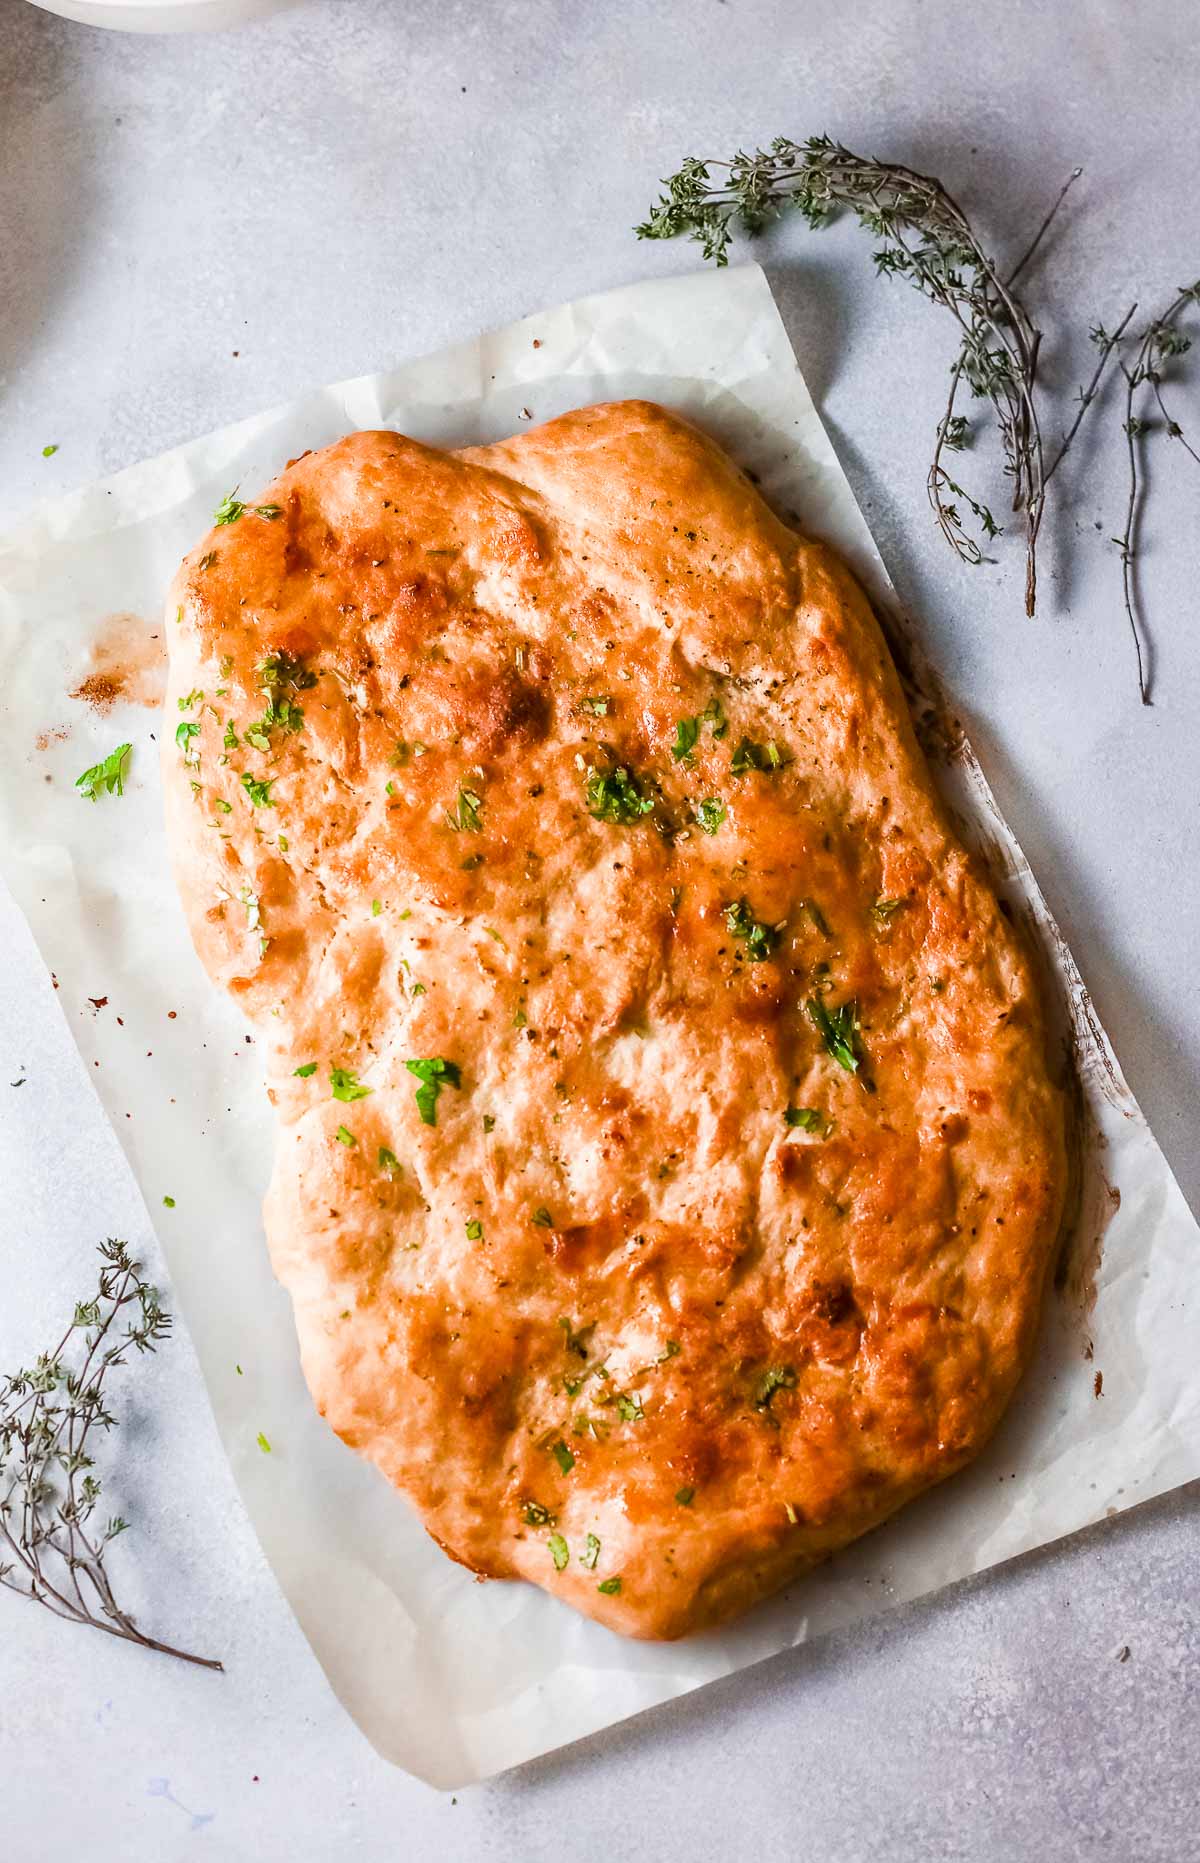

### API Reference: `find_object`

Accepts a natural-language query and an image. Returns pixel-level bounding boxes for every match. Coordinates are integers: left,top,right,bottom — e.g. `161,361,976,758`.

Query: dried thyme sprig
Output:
638,139,1200,704
0,1239,221,1671
1109,284,1200,705
638,136,1060,616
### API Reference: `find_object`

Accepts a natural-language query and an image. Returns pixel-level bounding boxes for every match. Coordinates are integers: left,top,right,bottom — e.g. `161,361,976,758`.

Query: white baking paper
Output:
1,264,1197,1789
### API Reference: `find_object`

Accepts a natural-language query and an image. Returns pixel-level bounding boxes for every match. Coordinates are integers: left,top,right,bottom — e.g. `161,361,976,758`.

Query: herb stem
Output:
1044,302,1138,484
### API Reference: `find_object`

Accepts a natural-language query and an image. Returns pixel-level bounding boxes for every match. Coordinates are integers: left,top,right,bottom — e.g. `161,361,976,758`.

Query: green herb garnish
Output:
405,1056,462,1126
754,1365,797,1412
465,1219,483,1241
255,503,282,520
805,899,831,937
870,896,906,927
730,735,788,775
175,720,201,761
548,1532,570,1570
785,1106,829,1134
330,1067,372,1103
671,715,701,763
214,489,246,526
256,1431,271,1453
41,443,58,458
162,1195,175,1209
672,695,728,763
615,1392,644,1423
447,786,483,833
334,1125,356,1147
694,796,726,835
240,772,274,808
378,1147,401,1173
550,1440,575,1475
75,742,132,802
723,897,780,961
531,1206,554,1228
579,695,611,717
580,1533,601,1570
584,764,655,825
293,1063,317,1078
806,997,861,1073
675,1486,695,1507
597,1576,622,1595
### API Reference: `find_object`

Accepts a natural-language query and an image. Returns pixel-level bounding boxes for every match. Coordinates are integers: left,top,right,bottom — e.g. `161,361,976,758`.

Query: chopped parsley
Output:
198,551,217,572
405,1056,462,1126
804,899,831,937
584,763,655,825
371,899,382,916
447,786,483,833
672,696,728,764
694,796,726,835
330,1067,372,1103
175,720,201,761
730,736,788,775
548,1532,570,1571
162,1195,175,1209
334,1124,356,1147
41,443,58,457
255,503,282,520
378,1146,400,1172
240,772,274,808
580,1533,601,1570
579,694,611,717
256,652,317,693
213,489,246,526
597,1576,622,1596
214,798,233,814
550,1440,575,1475
482,1114,496,1134
675,1486,695,1507
465,1218,483,1241
754,1364,797,1412
531,1206,554,1228
615,1392,644,1423
521,1499,555,1527
806,997,861,1073
293,1062,318,1078
177,688,203,711
723,897,780,961
671,715,701,763
256,1431,271,1453
223,720,239,750
785,1106,829,1134
871,896,906,927
75,742,131,802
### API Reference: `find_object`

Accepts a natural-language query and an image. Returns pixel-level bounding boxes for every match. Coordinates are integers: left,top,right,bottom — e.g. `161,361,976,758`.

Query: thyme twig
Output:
637,136,1051,613
0,1239,221,1671
637,137,1200,703
1112,284,1200,705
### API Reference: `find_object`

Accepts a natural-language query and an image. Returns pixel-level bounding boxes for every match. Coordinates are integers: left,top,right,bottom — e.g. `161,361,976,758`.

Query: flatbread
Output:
163,402,1067,1639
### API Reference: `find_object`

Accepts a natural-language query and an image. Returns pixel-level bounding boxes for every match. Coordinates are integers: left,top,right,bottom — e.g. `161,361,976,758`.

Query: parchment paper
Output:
0,265,1196,1789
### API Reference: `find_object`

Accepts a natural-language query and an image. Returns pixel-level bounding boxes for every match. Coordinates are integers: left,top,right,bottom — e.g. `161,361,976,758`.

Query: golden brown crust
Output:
162,402,1066,1639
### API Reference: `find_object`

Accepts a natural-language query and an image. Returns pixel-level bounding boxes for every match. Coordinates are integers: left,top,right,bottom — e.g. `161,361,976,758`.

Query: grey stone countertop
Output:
1,1,1197,1856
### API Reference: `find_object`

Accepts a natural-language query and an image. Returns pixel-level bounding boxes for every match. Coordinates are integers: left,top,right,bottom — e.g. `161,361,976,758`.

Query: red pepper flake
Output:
167,1010,177,1019
1094,1371,1103,1398
88,996,108,1011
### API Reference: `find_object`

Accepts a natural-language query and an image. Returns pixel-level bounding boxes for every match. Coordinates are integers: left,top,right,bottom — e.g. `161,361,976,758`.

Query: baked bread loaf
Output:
163,402,1067,1639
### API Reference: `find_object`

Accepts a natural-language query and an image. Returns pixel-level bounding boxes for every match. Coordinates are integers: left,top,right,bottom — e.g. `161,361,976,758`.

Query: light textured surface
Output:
0,0,1197,1856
